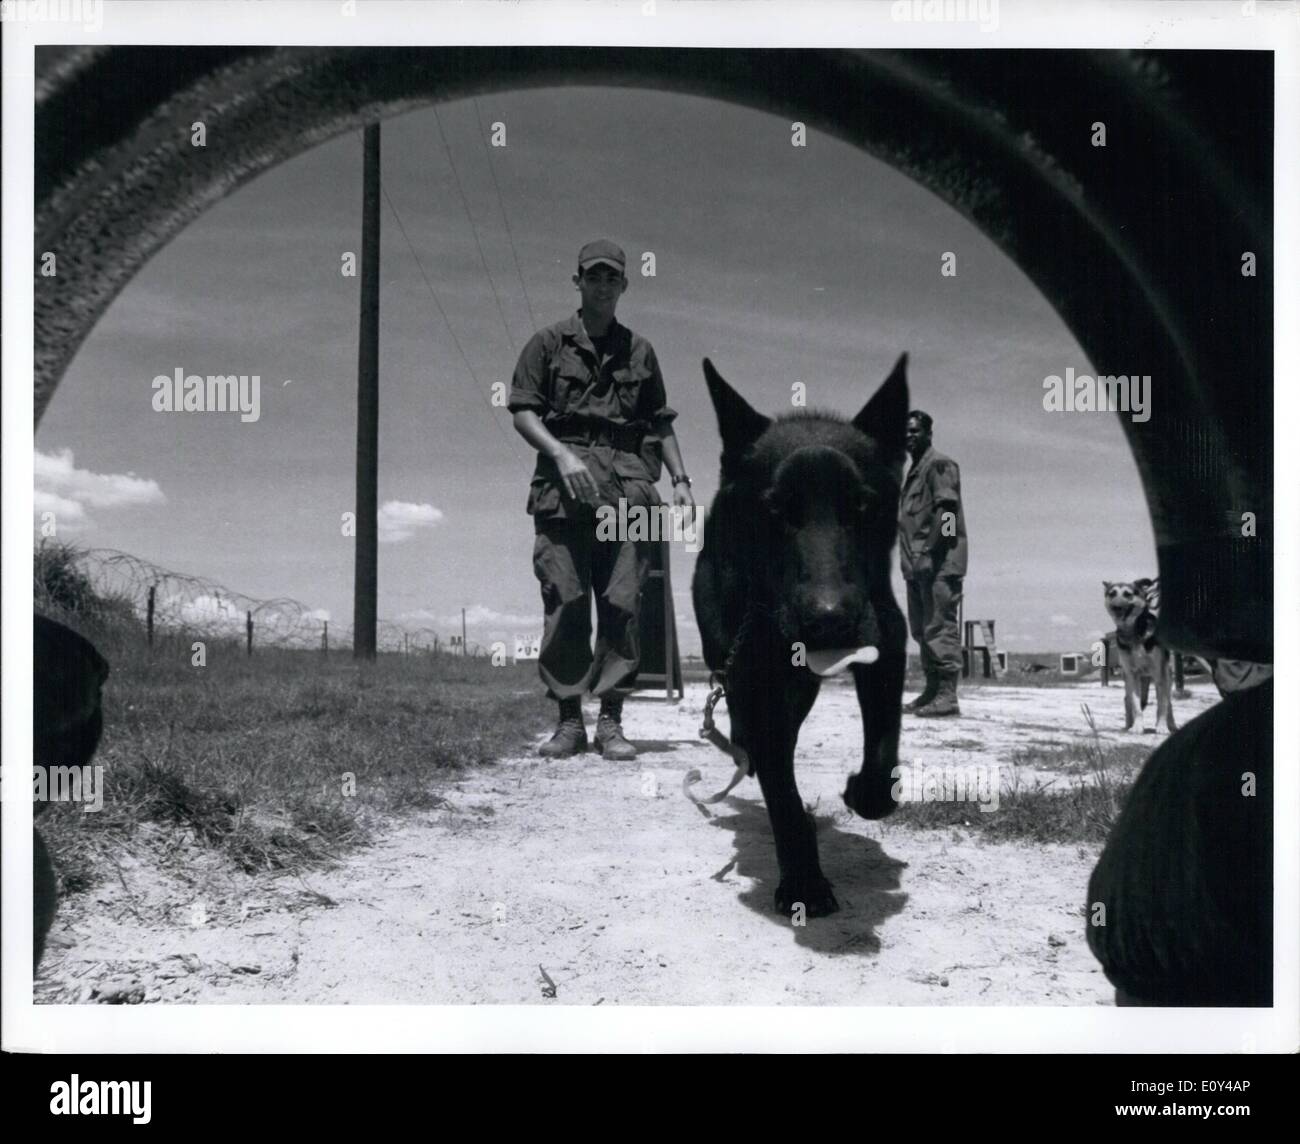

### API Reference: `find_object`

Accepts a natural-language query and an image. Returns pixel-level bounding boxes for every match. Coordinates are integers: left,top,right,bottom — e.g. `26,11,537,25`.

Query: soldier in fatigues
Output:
509,240,695,759
898,410,968,717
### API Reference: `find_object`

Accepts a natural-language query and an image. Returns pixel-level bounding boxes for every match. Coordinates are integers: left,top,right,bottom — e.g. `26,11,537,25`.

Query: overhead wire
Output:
378,177,525,462
430,105,520,356
471,96,542,333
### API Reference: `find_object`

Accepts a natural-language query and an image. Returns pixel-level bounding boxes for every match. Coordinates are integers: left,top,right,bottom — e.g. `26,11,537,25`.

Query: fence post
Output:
246,610,253,657
146,583,156,647
322,619,329,656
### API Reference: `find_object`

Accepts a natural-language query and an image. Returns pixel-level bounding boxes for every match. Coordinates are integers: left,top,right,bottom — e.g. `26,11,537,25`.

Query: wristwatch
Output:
672,474,692,488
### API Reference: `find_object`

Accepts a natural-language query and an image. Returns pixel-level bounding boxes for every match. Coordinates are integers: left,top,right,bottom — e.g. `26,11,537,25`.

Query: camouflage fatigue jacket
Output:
899,445,968,580
507,311,677,521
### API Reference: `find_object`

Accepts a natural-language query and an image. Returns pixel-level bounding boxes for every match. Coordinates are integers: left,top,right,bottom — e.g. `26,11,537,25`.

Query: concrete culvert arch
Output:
34,46,1271,661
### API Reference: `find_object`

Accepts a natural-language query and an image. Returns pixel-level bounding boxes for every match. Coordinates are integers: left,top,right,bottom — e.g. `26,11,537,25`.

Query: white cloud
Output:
168,593,244,632
378,500,444,543
397,608,443,625
34,489,88,524
1049,614,1077,627
34,447,164,531
460,604,536,629
398,604,537,632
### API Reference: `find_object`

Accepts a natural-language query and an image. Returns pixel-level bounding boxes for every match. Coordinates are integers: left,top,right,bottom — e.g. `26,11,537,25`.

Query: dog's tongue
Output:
806,646,879,676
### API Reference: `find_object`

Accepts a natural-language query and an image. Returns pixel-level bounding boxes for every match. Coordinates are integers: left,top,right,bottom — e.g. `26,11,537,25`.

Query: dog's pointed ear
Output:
1102,580,1113,590
852,353,909,462
703,358,770,461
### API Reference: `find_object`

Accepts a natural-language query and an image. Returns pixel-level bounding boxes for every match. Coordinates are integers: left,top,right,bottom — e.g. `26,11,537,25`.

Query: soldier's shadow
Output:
708,797,909,954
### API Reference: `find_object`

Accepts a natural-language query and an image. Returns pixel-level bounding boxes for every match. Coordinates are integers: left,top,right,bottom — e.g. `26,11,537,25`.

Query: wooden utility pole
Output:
353,123,381,660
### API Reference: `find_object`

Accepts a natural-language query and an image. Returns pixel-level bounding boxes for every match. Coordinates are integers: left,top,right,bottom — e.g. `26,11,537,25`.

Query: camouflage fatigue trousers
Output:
906,574,964,676
530,455,658,701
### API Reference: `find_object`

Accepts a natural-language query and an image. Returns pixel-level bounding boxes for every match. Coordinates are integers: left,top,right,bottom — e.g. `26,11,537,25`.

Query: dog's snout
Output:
809,592,845,621
799,592,861,649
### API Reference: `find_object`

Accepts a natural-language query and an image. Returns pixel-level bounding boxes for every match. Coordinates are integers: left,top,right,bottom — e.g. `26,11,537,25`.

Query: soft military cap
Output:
578,239,626,273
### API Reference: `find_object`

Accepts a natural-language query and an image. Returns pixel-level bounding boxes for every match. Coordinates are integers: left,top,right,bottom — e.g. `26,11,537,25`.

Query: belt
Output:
556,422,644,452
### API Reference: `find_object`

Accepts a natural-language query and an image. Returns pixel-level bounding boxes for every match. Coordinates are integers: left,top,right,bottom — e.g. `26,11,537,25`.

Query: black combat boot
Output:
539,696,588,757
594,695,636,761
904,668,940,713
915,671,961,718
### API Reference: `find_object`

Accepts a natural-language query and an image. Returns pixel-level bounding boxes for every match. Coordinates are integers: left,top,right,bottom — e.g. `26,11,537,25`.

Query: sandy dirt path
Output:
37,679,1219,1006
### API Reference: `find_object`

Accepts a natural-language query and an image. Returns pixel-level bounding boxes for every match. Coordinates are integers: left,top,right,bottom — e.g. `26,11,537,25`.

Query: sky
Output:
36,83,1159,656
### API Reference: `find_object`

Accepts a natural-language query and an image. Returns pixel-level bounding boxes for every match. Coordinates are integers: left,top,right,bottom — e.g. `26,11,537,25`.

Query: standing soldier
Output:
509,240,695,759
898,410,968,717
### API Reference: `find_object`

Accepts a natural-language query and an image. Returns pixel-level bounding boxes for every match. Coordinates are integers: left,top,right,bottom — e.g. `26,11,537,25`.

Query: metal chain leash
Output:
687,597,762,804
701,597,759,736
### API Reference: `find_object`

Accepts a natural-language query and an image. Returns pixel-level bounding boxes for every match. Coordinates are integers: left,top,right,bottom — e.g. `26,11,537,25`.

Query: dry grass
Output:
887,712,1150,844
38,611,553,894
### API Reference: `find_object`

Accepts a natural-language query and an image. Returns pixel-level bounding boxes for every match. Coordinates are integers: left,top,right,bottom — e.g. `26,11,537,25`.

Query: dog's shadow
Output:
631,739,686,755
707,797,909,954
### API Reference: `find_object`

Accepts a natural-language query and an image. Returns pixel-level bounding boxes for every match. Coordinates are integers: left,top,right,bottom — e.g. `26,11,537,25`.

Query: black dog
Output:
692,355,909,916
1086,678,1272,1006
33,614,110,969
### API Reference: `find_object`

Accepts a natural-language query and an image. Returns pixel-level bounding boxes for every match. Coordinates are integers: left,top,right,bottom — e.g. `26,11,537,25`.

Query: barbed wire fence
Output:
33,542,494,657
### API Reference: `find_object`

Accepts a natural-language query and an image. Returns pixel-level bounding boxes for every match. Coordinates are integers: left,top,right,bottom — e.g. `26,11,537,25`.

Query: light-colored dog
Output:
1103,578,1176,734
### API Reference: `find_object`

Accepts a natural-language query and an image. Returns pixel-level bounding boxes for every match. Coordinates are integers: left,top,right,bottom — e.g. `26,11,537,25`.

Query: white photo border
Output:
4,0,1296,1054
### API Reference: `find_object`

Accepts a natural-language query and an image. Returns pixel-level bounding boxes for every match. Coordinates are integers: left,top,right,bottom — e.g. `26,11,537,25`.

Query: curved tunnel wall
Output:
33,47,1272,660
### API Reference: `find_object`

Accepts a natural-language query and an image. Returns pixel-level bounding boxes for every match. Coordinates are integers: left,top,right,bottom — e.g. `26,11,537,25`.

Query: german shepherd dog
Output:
1103,578,1176,733
692,355,909,917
